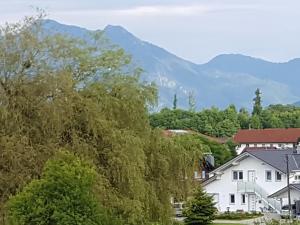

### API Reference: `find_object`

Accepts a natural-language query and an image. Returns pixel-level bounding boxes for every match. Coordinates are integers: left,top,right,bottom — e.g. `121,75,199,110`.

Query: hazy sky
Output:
1,0,300,63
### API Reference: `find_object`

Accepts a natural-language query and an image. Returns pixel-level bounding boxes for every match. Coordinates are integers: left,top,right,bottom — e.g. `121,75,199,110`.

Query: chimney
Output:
205,154,215,167
297,144,300,154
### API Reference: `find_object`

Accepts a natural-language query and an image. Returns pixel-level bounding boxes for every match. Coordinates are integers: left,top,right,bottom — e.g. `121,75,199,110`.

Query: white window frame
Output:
266,170,272,182
232,170,243,181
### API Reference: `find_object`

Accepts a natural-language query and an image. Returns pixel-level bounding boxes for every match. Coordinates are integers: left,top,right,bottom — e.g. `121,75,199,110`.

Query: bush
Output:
215,211,263,220
7,151,121,225
183,187,217,225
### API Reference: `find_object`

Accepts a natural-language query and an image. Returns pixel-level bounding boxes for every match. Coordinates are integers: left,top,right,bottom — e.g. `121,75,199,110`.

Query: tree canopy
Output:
8,151,121,225
150,103,300,138
0,15,207,225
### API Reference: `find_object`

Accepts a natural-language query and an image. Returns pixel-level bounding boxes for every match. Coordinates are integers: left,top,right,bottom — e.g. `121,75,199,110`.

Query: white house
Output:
203,149,300,214
233,128,300,155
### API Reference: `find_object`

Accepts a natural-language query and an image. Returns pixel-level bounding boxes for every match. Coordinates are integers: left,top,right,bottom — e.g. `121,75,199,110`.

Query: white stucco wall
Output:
204,155,287,212
236,143,295,155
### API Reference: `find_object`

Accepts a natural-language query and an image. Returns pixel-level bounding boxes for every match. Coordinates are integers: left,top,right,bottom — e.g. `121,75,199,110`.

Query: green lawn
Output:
214,223,244,225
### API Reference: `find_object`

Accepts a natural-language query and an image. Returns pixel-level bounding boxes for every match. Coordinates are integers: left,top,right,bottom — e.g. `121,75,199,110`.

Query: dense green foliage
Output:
150,106,240,138
150,104,300,138
0,15,204,225
195,136,235,167
8,151,120,225
183,187,217,225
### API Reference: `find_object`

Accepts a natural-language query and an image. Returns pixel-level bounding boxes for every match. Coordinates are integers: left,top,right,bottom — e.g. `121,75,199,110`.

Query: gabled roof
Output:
248,149,300,173
233,128,300,144
206,149,300,178
268,184,300,198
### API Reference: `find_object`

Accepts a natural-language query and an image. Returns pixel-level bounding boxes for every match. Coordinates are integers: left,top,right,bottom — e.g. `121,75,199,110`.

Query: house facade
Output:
233,128,300,155
203,149,300,213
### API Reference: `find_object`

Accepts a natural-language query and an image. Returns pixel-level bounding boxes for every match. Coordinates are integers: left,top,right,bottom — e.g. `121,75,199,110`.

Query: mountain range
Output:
43,20,300,110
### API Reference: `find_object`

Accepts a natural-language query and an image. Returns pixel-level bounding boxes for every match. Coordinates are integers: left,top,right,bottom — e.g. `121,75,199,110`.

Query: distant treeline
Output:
150,103,300,138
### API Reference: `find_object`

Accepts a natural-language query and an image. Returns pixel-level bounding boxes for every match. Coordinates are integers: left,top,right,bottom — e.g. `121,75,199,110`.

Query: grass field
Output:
213,223,244,225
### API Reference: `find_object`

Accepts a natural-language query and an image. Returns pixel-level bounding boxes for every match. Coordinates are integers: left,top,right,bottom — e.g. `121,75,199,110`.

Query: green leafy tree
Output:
183,187,217,225
171,134,203,200
8,151,120,225
238,108,250,129
252,88,263,116
250,114,262,129
0,14,185,225
173,94,178,110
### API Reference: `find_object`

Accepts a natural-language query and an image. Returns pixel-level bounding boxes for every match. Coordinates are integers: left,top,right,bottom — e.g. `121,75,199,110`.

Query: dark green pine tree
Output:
252,88,262,116
183,187,217,225
173,93,177,110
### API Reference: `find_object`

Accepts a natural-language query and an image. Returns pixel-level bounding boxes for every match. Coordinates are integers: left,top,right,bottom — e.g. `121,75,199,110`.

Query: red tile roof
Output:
233,128,300,143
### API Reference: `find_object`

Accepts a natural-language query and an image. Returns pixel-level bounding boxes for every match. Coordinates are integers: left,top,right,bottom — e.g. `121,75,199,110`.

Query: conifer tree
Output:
173,93,177,110
183,187,217,225
252,88,262,116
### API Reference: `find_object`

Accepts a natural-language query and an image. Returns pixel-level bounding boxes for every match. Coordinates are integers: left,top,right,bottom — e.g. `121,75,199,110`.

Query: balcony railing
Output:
237,181,281,213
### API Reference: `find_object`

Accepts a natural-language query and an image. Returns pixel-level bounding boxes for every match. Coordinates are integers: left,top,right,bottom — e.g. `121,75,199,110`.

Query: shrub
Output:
215,211,263,220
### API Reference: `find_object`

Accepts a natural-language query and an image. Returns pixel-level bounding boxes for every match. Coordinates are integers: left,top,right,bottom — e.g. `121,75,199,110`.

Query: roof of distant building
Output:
233,128,300,144
268,183,300,198
162,129,228,144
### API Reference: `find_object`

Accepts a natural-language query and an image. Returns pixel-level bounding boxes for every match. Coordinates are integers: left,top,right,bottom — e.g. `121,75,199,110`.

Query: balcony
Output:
237,181,256,193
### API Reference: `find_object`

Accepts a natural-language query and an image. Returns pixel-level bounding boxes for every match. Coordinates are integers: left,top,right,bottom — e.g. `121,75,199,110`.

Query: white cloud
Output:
1,0,300,63
50,3,259,18
113,5,209,16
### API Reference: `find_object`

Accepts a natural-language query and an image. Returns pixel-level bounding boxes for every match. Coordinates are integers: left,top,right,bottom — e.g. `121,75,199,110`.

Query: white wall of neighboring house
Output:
236,143,295,155
204,155,287,212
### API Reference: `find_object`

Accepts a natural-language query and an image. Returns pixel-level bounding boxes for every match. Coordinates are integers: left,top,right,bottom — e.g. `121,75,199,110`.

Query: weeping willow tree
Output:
0,14,204,225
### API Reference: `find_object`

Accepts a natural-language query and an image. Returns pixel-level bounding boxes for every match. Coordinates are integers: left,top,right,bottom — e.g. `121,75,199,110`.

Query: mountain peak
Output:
38,20,300,109
103,24,138,43
208,54,269,64
104,24,128,32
